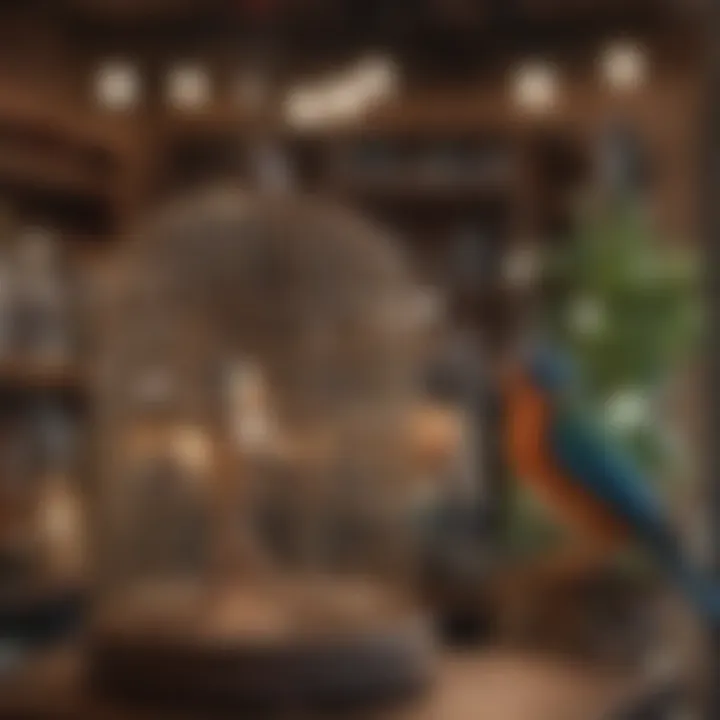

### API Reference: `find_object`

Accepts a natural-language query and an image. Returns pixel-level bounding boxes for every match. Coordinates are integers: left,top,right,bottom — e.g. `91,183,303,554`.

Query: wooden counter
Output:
0,645,678,720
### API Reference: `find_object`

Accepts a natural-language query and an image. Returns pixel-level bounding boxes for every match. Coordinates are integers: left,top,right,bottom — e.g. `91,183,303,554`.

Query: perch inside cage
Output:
89,190,437,708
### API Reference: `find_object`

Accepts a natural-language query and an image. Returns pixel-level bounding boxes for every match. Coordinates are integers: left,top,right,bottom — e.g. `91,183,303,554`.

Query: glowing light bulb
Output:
511,61,559,113
599,41,648,92
94,60,141,111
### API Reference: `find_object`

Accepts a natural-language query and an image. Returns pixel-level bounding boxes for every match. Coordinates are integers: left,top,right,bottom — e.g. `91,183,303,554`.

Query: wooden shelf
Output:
331,175,516,208
0,88,129,230
0,89,129,159
0,361,85,394
160,110,272,139
0,151,115,205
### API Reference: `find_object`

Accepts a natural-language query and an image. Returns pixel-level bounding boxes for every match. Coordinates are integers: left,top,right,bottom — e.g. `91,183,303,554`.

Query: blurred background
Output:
0,1,712,718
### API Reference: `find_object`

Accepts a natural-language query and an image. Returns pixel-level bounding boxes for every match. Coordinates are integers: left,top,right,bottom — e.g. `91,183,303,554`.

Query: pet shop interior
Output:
0,1,716,718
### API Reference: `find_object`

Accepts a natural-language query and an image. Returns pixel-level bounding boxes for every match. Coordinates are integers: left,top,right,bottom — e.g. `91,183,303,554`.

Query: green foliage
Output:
545,202,701,402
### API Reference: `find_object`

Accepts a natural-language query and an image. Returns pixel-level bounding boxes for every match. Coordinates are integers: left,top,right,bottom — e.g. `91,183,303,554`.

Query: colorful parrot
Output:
505,346,720,619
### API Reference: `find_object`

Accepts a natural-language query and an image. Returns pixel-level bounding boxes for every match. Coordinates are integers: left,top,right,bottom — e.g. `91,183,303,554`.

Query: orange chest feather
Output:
504,377,628,545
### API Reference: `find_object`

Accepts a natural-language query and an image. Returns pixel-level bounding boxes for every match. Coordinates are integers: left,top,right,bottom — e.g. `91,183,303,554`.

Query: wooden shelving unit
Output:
0,2,706,714
0,88,132,232
0,84,131,628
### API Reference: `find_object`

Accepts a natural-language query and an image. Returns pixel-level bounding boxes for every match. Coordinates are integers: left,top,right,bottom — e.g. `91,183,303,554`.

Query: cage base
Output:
89,577,433,711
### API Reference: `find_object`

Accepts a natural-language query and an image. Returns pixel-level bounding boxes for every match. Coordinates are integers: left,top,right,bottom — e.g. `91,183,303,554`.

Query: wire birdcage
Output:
89,188,436,709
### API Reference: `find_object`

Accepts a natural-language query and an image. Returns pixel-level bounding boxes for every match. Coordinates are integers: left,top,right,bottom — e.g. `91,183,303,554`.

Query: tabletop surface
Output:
0,645,661,720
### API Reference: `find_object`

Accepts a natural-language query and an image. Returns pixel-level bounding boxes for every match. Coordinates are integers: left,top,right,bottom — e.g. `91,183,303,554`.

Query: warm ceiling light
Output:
599,41,648,92
166,63,212,110
284,84,358,129
510,60,559,113
94,60,141,111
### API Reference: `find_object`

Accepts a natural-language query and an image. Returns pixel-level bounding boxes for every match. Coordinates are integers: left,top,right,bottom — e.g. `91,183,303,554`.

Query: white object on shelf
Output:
348,54,399,105
94,60,141,111
510,60,559,114
599,40,648,93
166,63,212,110
284,54,399,129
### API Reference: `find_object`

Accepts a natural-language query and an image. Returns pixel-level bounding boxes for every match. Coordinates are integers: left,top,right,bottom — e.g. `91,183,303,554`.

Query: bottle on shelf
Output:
32,401,85,582
12,227,76,369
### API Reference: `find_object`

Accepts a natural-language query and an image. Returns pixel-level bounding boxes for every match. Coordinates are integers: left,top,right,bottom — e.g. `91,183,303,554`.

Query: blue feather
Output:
548,404,720,620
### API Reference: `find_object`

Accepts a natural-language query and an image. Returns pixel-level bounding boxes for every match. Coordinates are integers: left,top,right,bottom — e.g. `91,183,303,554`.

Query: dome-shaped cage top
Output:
93,189,434,588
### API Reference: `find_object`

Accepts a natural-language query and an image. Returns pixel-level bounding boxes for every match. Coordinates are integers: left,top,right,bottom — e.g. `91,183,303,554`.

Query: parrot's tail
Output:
664,547,720,621
674,566,720,621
